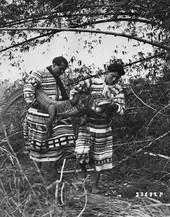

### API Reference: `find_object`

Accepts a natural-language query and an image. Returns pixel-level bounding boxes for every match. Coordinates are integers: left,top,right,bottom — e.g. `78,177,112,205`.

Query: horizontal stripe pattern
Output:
23,109,75,161
23,68,75,162
71,77,125,116
24,69,60,106
72,77,125,171
75,118,113,171
102,83,125,115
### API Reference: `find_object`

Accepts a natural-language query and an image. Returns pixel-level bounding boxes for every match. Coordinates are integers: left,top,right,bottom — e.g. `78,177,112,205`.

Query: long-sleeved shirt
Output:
24,67,67,107
70,76,125,116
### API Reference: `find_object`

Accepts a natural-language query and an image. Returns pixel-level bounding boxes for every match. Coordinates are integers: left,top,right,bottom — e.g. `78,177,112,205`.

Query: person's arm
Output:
23,71,43,106
113,86,125,115
103,84,125,115
70,79,91,100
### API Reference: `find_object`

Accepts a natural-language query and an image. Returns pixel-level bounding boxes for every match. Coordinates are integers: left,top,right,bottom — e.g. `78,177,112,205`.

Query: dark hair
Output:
107,63,125,77
52,56,68,67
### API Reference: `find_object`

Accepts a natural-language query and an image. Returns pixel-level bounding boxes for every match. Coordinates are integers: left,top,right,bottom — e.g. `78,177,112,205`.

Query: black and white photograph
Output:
0,1,170,216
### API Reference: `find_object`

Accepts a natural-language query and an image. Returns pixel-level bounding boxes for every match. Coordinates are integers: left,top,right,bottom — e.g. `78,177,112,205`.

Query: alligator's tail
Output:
35,88,80,117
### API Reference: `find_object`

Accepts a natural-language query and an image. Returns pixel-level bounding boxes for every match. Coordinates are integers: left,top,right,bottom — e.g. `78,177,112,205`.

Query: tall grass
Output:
1,126,170,217
1,79,170,216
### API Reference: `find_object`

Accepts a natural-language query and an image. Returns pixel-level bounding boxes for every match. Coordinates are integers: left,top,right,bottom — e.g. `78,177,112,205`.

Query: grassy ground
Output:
1,140,170,217
1,89,170,216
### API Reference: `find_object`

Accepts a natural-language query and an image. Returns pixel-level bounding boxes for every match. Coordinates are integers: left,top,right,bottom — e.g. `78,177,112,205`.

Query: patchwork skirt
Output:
23,107,76,162
75,117,113,171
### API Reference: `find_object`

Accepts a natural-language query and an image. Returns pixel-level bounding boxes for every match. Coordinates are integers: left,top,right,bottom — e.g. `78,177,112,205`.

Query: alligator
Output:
35,88,113,138
1,87,113,139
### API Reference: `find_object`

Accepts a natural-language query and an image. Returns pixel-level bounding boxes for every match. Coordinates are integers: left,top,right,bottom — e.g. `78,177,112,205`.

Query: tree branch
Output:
124,52,165,67
145,152,170,161
3,16,151,29
0,32,54,53
130,87,157,111
0,27,169,50
71,52,165,84
113,130,170,169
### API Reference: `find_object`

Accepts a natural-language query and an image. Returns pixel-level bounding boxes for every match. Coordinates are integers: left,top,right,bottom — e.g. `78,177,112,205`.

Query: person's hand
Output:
94,99,112,114
70,89,79,100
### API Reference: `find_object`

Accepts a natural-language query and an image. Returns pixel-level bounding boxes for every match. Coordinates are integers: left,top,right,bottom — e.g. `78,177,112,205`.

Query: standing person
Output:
23,56,76,174
71,62,126,193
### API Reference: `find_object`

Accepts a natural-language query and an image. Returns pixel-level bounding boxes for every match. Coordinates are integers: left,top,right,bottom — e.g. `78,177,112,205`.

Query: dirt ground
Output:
1,134,170,217
0,147,170,217
19,153,170,198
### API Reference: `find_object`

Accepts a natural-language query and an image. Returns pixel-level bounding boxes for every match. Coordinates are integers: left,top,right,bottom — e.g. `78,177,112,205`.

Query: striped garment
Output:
23,68,76,162
72,76,125,171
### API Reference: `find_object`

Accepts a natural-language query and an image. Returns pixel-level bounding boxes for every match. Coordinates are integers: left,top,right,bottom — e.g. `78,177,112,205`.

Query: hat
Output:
107,63,125,77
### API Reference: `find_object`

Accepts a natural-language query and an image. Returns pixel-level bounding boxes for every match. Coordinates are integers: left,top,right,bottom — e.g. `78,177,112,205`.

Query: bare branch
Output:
4,16,151,29
145,102,170,137
0,32,53,53
0,19,153,54
145,152,170,160
70,52,166,84
130,87,157,111
125,52,165,67
0,27,169,50
113,130,170,169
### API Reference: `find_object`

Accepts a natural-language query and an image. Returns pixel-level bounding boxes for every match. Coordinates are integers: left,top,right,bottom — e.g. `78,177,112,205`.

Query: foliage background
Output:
1,0,170,216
